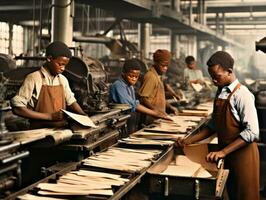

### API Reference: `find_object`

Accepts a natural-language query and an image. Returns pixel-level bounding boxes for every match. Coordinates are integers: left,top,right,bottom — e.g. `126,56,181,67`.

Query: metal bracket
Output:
164,177,169,196
194,179,200,200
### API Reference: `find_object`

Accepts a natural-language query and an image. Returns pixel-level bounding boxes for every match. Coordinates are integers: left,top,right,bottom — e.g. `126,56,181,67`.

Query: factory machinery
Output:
0,50,229,199
0,53,132,199
4,101,230,200
0,40,265,198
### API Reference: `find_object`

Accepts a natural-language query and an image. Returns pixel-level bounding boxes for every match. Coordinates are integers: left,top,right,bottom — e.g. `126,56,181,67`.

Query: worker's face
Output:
187,61,197,70
48,56,70,76
123,69,140,86
155,60,169,75
208,64,232,88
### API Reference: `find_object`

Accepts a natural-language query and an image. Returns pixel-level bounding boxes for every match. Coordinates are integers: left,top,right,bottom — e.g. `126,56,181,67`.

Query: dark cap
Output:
207,51,234,69
153,49,171,64
122,58,141,73
46,41,72,58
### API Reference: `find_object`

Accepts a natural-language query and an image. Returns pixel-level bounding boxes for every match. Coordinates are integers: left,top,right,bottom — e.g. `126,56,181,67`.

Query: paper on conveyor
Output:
38,189,113,196
194,167,213,178
166,115,204,122
119,137,174,145
36,183,113,195
132,131,186,140
61,109,98,128
10,128,73,144
59,173,125,185
161,155,201,177
82,147,161,172
191,83,203,92
161,154,213,178
71,170,125,179
183,143,217,171
179,109,210,117
18,194,66,200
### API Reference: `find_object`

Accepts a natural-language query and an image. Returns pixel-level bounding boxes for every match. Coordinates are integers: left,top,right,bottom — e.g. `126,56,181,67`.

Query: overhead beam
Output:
207,17,266,26
84,0,241,47
190,2,266,13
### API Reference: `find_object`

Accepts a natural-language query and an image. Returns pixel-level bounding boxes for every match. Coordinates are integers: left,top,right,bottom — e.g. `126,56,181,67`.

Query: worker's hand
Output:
161,114,172,121
206,150,226,163
175,137,191,148
156,110,170,120
50,111,65,121
174,95,181,101
169,105,179,115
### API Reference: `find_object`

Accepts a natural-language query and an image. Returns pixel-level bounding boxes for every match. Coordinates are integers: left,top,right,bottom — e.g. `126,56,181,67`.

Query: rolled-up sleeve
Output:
110,82,139,112
236,89,259,142
11,74,35,107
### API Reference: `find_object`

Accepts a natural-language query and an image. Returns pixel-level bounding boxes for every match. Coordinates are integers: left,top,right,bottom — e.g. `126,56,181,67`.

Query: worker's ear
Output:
227,68,233,74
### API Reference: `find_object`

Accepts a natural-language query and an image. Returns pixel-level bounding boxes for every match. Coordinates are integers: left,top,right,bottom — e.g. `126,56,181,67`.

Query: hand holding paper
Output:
61,109,98,128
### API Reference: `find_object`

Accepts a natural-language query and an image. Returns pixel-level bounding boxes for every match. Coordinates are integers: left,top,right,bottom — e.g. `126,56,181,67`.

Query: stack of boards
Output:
18,147,161,199
131,115,204,140
17,101,214,199
83,147,161,173
18,170,129,199
131,101,213,141
179,102,213,117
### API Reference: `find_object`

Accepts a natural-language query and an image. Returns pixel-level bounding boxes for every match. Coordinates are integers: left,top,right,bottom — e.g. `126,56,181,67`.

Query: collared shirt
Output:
208,79,259,142
109,77,139,112
11,66,76,108
184,68,204,81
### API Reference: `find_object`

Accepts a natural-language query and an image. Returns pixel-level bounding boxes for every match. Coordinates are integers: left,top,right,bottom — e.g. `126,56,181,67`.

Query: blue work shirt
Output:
109,78,139,112
208,79,259,143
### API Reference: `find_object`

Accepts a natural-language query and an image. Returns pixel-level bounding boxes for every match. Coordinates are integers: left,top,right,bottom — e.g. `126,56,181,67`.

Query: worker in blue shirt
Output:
109,58,169,134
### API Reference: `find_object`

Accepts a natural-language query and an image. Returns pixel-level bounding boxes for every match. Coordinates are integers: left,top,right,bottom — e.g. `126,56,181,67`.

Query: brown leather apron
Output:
145,75,166,125
30,71,67,129
213,83,260,200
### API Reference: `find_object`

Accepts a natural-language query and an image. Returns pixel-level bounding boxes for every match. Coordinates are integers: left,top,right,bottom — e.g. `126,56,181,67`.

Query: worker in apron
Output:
11,41,86,129
177,51,260,200
109,59,170,134
138,49,178,125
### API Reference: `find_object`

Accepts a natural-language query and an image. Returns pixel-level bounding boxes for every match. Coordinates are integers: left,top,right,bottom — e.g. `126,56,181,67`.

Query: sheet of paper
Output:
161,164,199,177
191,83,203,92
183,143,217,171
61,109,97,128
18,194,66,200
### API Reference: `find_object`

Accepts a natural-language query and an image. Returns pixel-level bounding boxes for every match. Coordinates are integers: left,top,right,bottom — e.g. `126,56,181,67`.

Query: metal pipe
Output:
51,0,74,45
73,36,112,44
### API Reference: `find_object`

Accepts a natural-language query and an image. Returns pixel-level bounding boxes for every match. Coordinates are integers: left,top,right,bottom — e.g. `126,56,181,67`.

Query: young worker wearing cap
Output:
11,41,86,129
138,49,178,124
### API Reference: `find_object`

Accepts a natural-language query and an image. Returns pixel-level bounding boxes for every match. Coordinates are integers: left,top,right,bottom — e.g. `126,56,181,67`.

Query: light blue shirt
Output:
208,79,259,143
109,78,139,112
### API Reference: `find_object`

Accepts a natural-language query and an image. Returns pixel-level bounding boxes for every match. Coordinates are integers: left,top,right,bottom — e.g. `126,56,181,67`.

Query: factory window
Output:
0,22,23,56
0,22,9,54
13,25,24,56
